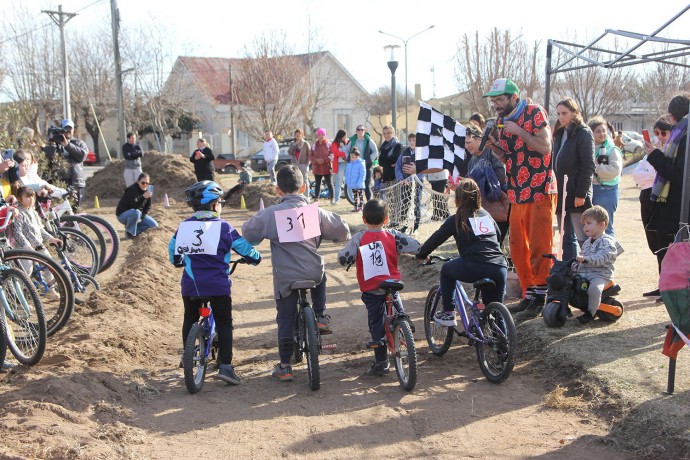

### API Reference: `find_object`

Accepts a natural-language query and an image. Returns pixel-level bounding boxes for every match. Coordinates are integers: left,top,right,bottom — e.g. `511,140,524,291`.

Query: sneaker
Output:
352,207,359,213
316,314,331,333
1,360,15,372
643,288,660,297
577,311,595,325
515,296,545,321
272,363,294,382
215,364,241,385
367,360,390,376
433,310,457,327
125,231,136,239
508,297,532,313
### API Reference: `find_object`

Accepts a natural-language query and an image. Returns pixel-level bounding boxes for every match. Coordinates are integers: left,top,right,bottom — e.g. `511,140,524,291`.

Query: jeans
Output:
439,258,507,311
592,184,619,237
364,162,374,200
117,209,158,236
297,164,310,197
275,274,327,364
267,160,276,183
332,163,346,203
124,167,143,187
557,211,586,261
361,291,394,362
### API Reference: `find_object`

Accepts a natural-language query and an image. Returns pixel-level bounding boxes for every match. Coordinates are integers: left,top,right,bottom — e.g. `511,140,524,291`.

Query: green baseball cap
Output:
483,78,520,97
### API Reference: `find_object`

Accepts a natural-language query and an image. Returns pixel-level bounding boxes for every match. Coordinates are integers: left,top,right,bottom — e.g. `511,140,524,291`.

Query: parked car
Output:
621,132,643,155
84,150,97,165
250,146,291,171
213,153,244,174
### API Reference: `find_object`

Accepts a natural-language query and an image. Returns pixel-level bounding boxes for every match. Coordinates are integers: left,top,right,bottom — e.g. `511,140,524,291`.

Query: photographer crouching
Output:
44,119,88,209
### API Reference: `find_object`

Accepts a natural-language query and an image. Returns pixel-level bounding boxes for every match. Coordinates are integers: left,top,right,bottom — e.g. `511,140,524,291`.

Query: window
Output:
336,112,351,133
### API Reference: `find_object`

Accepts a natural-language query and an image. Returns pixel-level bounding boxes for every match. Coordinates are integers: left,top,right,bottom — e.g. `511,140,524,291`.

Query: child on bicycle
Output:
169,181,261,385
241,165,350,382
416,178,508,326
573,205,624,325
337,198,421,375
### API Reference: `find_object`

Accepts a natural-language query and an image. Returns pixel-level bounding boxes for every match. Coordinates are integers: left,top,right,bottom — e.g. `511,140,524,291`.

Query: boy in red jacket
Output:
338,198,420,375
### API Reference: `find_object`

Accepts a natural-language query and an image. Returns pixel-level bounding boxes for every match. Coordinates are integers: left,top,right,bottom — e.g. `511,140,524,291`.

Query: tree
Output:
234,32,309,142
358,86,413,142
636,57,690,120
455,28,543,114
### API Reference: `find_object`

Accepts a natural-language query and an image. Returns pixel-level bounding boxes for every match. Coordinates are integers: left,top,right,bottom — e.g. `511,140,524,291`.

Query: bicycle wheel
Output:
344,185,356,206
293,311,304,363
3,249,74,337
302,306,320,391
183,322,208,394
53,227,100,277
81,215,120,272
475,302,517,384
59,215,107,272
74,274,100,304
2,267,46,365
393,319,417,391
423,285,453,356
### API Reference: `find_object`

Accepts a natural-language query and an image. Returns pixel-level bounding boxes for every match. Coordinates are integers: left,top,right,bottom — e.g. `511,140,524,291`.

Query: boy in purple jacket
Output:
169,181,261,385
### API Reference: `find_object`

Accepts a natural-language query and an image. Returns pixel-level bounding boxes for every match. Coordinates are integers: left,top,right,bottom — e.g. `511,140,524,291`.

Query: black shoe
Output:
125,231,136,239
577,311,595,325
215,364,241,385
515,296,545,321
367,360,390,376
643,289,660,297
508,297,532,313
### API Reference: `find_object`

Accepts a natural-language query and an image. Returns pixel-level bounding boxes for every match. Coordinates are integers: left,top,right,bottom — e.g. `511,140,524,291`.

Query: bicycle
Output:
183,259,246,394
422,255,517,384
290,279,329,391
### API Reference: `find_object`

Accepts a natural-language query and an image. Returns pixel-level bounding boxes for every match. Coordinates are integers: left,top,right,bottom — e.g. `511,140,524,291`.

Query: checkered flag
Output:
415,101,466,178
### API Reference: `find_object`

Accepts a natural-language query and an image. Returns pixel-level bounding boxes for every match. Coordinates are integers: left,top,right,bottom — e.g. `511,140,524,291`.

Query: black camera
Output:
48,125,66,144
597,155,609,165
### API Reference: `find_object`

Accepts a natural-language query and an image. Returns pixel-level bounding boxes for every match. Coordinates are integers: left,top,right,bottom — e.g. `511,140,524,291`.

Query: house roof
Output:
174,51,367,105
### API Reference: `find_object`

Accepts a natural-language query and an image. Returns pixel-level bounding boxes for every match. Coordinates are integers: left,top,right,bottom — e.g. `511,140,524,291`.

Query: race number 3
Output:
175,220,222,255
469,215,495,236
275,203,321,243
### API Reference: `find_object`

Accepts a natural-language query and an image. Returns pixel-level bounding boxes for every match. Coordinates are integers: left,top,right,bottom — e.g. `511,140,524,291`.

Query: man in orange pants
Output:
485,78,557,320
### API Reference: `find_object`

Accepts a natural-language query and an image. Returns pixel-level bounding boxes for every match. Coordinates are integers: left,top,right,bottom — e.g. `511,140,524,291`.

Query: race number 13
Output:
275,202,321,243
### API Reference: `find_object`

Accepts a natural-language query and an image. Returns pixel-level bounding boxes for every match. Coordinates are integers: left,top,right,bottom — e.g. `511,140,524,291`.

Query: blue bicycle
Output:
183,258,247,394
422,255,517,384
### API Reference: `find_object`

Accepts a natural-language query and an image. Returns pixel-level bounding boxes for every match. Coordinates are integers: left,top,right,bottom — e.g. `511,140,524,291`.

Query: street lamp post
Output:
384,45,400,134
379,25,435,139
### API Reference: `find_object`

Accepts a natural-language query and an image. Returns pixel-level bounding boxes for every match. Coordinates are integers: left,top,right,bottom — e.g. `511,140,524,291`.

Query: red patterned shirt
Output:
497,103,556,204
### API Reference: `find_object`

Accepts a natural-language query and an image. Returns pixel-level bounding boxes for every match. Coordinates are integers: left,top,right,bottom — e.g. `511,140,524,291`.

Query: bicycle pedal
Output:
365,339,386,349
321,343,337,350
319,329,333,335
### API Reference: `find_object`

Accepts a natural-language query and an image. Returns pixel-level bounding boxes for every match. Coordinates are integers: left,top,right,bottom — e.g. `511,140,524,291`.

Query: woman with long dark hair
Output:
416,178,508,326
552,98,595,260
330,129,348,205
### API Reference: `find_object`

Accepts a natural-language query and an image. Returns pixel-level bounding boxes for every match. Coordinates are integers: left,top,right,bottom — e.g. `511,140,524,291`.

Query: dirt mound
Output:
85,151,196,203
224,182,280,209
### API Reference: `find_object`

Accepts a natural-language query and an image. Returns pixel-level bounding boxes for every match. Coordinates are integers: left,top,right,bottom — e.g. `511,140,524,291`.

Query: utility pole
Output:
228,63,236,154
111,0,125,159
43,5,76,121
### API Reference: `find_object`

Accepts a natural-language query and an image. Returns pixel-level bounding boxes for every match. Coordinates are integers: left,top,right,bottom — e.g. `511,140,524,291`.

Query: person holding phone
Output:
116,172,158,239
394,132,424,234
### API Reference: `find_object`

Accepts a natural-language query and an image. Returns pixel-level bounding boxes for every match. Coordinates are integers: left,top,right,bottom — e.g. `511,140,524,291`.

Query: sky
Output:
4,0,690,100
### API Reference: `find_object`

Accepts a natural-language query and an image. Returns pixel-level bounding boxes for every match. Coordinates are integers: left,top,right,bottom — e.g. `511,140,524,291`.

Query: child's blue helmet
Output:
185,181,224,207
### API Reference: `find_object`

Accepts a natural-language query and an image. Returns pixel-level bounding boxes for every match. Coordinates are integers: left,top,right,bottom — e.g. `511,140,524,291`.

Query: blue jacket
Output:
344,158,366,189
168,211,261,297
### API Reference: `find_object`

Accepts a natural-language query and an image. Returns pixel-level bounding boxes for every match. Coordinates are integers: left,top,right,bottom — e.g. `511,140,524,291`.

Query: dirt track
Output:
0,158,685,459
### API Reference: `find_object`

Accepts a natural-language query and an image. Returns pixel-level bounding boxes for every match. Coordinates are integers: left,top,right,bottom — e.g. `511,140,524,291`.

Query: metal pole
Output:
44,5,77,121
387,61,398,133
544,41,553,113
111,0,125,159
404,43,408,138
666,357,676,395
229,63,236,154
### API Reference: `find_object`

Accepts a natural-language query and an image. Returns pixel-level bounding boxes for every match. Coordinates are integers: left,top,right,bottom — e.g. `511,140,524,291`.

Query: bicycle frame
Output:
428,280,489,345
383,292,403,352
197,304,217,364
0,268,32,322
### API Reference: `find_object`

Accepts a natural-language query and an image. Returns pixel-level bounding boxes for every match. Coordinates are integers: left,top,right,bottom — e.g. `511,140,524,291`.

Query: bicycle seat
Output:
473,278,496,290
291,280,316,290
379,279,404,292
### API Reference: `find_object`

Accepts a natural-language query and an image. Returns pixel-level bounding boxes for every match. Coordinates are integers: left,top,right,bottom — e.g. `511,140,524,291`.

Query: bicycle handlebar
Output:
419,254,451,266
229,257,251,275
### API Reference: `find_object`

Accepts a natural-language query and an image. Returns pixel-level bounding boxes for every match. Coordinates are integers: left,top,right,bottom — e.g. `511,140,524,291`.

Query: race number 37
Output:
275,202,321,243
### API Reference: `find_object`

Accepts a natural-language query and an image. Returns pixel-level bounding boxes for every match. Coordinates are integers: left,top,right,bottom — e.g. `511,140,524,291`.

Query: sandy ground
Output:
0,159,687,459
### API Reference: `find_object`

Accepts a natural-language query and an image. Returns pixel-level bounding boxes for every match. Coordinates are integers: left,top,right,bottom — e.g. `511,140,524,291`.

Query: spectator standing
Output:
484,78,556,320
469,112,485,129
263,129,279,184
634,116,673,289
310,128,334,204
288,128,311,197
588,116,623,237
123,132,143,187
116,173,158,238
58,119,88,209
330,129,349,205
348,125,378,201
552,99,596,260
614,131,624,150
378,126,402,185
394,132,424,234
190,138,215,182
646,92,690,290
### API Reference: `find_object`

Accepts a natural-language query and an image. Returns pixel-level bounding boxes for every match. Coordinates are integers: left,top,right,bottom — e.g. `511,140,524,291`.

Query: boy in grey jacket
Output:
242,165,350,381
573,205,624,324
